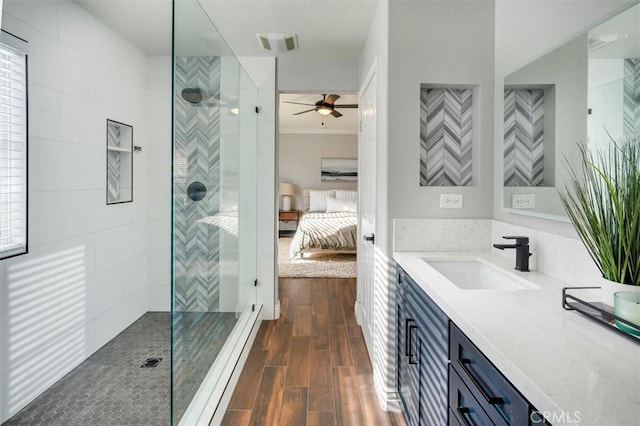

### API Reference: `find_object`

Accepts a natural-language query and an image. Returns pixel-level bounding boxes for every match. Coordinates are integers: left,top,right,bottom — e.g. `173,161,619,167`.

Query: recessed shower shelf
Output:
107,146,131,153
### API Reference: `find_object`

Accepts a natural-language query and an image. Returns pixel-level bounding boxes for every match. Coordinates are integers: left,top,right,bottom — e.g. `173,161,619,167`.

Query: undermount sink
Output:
423,258,540,290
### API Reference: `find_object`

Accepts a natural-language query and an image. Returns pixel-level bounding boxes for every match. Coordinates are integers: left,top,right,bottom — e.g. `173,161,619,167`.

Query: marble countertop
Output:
393,251,640,426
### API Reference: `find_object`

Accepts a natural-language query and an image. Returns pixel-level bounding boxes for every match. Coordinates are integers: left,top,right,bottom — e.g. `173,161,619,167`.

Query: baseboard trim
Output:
374,371,402,412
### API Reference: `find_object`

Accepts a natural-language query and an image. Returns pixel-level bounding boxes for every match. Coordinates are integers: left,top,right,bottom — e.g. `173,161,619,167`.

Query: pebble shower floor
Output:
2,312,237,426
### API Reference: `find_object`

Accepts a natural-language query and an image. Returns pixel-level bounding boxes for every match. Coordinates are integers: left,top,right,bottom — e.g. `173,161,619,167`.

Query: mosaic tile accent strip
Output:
420,88,473,186
174,56,222,312
106,123,121,202
503,88,544,187
623,58,640,140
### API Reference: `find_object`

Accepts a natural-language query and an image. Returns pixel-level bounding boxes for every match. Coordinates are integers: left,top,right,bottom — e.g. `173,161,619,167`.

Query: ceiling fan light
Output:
317,106,332,115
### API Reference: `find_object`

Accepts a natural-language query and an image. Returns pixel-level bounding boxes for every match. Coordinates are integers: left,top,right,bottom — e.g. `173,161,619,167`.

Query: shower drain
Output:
141,357,163,368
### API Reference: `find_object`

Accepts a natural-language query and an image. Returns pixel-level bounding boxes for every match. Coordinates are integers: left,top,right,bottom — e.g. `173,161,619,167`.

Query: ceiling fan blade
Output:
293,108,317,115
334,104,358,109
331,110,343,118
283,101,317,106
325,94,340,104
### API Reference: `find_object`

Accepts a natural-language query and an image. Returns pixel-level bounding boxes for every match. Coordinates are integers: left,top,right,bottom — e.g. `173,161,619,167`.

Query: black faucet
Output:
493,236,531,272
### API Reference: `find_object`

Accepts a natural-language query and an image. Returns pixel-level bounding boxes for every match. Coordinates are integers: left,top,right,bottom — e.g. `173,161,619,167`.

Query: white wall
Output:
278,133,357,210
358,0,393,411
0,0,153,421
240,57,278,320
358,0,496,411
278,56,359,92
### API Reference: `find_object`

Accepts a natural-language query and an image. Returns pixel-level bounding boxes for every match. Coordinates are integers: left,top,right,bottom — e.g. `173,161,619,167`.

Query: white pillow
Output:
309,190,335,211
335,190,357,202
325,196,357,213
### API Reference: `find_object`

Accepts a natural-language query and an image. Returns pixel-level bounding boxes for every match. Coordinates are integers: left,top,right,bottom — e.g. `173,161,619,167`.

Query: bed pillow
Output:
309,189,335,211
325,196,357,213
335,190,357,202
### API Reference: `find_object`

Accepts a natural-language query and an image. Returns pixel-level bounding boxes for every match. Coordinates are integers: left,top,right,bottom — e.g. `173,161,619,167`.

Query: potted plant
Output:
558,137,640,308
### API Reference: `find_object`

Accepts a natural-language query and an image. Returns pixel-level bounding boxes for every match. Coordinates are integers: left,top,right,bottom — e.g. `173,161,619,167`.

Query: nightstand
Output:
278,210,300,237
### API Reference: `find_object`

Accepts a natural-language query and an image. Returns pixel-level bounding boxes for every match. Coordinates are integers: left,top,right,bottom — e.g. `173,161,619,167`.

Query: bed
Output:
288,189,358,259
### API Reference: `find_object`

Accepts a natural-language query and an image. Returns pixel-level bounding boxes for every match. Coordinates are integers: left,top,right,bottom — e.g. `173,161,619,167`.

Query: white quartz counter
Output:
393,251,640,426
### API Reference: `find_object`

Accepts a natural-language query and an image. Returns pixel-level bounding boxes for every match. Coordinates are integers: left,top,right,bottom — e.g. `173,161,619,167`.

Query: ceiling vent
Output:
256,33,298,53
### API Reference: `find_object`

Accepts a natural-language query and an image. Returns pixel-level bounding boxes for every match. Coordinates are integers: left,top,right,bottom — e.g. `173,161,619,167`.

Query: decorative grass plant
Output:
558,138,640,286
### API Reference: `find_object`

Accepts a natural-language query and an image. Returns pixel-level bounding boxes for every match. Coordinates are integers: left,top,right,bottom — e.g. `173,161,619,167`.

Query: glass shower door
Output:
171,1,258,424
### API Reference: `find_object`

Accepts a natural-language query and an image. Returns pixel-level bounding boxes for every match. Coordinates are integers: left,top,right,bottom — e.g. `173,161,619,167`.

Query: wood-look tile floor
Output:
222,278,407,426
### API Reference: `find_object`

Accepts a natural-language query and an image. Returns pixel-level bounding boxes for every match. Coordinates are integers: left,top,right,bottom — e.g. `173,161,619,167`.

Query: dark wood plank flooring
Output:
222,278,407,426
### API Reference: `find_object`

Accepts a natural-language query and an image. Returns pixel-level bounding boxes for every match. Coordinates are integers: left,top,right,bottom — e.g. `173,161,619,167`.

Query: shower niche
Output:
106,119,133,204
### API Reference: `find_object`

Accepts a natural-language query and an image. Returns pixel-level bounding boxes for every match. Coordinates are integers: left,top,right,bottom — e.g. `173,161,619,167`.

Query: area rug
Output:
277,237,357,278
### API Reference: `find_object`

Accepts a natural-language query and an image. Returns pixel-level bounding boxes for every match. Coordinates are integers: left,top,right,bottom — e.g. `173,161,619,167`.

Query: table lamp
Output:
279,182,296,211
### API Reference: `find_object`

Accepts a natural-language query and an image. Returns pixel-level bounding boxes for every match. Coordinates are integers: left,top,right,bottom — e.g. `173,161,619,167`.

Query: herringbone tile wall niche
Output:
419,87,473,186
174,56,222,312
623,58,640,140
503,89,545,187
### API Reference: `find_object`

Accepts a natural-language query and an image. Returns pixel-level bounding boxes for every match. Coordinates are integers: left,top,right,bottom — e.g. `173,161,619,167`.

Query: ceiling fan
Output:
284,94,358,118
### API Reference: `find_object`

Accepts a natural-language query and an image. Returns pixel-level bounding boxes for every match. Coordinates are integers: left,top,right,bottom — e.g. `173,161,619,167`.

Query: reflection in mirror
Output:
503,35,588,219
588,3,640,151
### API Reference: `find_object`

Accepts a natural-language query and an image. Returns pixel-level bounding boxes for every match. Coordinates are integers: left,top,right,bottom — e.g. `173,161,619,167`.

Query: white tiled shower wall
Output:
0,1,157,421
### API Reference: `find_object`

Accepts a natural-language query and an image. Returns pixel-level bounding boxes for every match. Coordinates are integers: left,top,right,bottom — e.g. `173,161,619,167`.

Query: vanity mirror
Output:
501,2,640,220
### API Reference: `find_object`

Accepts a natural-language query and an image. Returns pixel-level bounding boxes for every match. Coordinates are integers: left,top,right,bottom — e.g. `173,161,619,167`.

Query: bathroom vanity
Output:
394,252,640,426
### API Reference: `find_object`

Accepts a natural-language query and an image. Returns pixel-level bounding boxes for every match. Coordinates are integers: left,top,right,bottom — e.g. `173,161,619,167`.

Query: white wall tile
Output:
257,153,275,189
147,189,171,220
147,56,172,89
55,45,97,102
257,87,276,124
30,138,97,192
58,190,102,239
93,290,145,350
2,0,58,38
147,220,170,257
29,191,59,247
95,222,146,273
145,120,172,156
123,255,147,299
147,153,171,190
147,285,170,312
29,83,60,141
148,252,170,287
58,93,102,146
86,266,124,320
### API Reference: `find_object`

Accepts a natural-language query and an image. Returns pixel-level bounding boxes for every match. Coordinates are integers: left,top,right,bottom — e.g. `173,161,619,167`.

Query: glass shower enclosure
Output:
171,1,259,424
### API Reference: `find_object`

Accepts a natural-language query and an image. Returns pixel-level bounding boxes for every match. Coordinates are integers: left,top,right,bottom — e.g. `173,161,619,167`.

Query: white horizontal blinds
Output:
0,40,27,259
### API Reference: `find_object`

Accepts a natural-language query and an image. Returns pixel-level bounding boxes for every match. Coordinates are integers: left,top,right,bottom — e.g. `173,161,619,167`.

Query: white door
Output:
357,64,377,352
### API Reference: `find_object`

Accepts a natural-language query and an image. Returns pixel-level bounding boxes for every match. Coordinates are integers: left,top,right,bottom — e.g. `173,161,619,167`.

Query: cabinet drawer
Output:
450,322,529,426
449,365,494,426
279,210,299,221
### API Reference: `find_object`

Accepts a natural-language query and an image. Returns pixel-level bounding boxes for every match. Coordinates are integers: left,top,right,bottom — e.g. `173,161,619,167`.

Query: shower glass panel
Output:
172,1,258,424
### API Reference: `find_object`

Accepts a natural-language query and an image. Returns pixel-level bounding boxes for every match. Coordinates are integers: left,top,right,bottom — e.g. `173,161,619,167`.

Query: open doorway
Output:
276,92,359,278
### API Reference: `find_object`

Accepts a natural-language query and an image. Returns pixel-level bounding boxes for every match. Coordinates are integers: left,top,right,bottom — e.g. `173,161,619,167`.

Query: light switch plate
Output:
440,193,463,208
512,194,536,209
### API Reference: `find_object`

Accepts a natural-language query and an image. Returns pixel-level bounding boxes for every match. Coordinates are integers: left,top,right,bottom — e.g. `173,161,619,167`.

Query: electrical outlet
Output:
440,193,463,208
512,194,536,209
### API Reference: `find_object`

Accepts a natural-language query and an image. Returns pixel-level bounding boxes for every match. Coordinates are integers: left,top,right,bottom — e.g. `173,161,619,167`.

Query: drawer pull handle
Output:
408,325,419,364
456,407,474,426
458,359,505,405
404,319,414,356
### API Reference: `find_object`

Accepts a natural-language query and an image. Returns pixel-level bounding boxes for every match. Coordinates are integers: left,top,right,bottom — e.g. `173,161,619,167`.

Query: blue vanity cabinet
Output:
396,264,550,426
396,266,449,426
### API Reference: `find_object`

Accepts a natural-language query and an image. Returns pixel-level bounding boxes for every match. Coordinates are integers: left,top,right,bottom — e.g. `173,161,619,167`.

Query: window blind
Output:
0,37,27,259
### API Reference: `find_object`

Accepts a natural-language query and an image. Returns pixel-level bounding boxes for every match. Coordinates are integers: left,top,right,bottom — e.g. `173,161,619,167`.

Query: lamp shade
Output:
279,182,296,196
